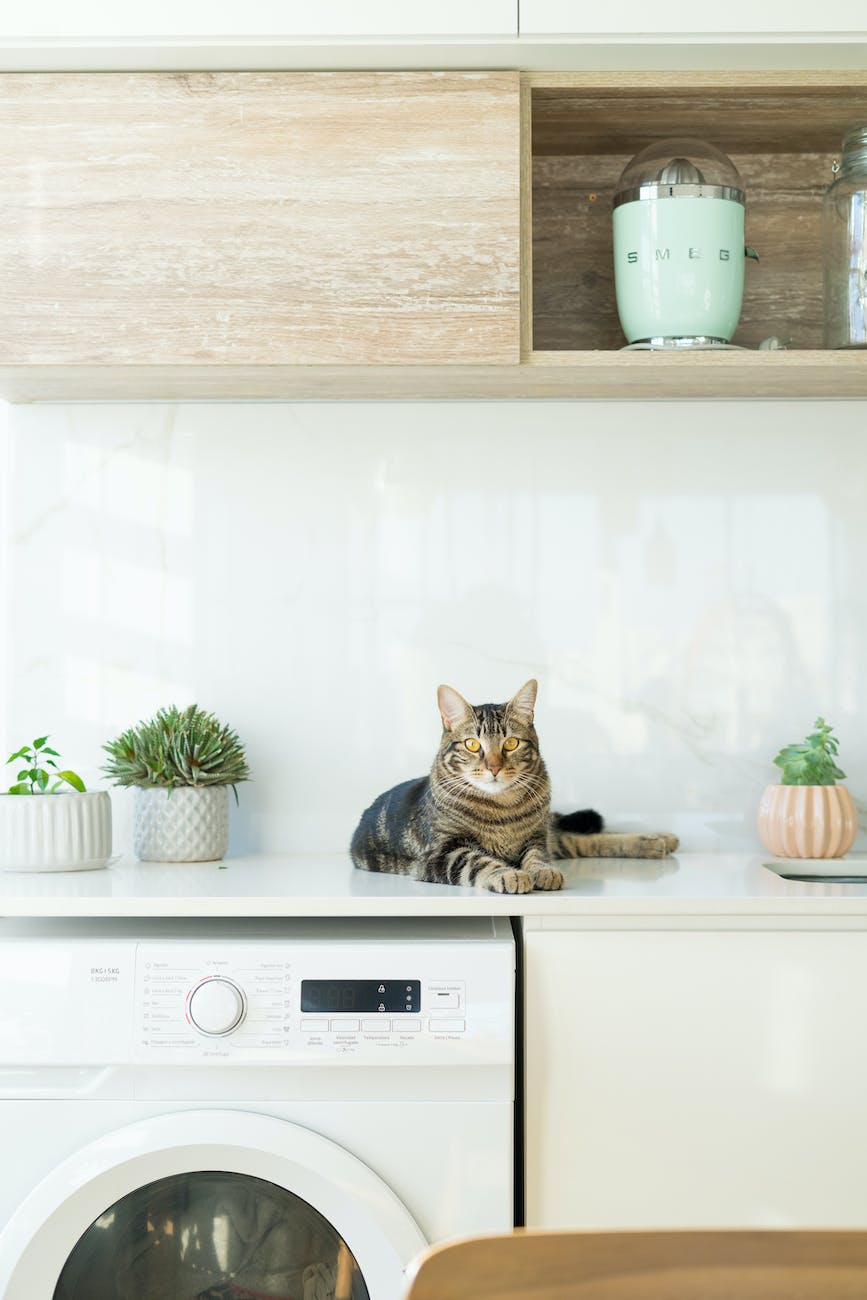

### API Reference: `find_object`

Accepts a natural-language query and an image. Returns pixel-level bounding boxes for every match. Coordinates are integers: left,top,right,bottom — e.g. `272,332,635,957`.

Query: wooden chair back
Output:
405,1230,867,1300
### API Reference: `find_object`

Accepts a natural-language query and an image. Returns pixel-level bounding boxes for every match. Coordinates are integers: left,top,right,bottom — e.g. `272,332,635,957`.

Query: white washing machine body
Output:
0,916,515,1300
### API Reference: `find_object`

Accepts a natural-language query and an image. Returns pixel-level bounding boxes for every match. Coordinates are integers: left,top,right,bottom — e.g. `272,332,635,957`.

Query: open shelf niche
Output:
523,70,867,397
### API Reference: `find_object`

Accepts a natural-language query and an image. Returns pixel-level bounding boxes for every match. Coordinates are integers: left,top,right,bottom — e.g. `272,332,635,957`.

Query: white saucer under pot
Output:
766,856,867,880
0,790,113,872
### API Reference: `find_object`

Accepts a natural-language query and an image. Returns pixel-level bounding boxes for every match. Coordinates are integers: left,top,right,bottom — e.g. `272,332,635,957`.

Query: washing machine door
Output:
0,1110,426,1300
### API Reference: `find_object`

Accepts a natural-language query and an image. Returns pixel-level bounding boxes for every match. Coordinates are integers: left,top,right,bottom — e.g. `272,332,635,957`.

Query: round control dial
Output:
188,977,246,1036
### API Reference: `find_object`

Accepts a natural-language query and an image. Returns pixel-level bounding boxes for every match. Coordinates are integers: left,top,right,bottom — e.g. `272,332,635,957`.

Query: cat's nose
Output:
486,759,502,777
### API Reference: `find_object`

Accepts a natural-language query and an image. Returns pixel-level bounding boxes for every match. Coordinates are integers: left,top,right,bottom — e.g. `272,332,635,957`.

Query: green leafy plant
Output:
5,736,86,795
772,717,846,786
102,704,250,799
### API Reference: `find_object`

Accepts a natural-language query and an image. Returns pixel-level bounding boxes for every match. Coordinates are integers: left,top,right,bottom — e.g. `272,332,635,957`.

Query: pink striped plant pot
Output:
757,784,858,859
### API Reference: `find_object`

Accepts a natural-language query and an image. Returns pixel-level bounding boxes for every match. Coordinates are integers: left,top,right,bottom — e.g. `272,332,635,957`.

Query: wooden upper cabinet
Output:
0,72,520,366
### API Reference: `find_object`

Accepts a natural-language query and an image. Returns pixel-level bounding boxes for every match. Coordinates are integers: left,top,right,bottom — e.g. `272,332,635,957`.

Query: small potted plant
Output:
102,704,250,862
758,717,858,859
0,736,112,872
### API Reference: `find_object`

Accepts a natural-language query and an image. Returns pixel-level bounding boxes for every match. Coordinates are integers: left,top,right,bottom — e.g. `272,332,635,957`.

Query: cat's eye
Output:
503,737,520,752
464,738,482,753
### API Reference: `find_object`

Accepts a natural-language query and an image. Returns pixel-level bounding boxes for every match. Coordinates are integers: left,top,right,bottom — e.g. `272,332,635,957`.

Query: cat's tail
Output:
547,808,604,859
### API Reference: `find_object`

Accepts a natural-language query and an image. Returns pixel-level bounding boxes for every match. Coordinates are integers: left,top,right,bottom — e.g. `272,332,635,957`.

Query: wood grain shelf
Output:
522,349,867,398
1,350,864,401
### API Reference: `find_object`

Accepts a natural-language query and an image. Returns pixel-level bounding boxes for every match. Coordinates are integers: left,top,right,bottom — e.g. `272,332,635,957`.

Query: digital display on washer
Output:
301,979,420,1014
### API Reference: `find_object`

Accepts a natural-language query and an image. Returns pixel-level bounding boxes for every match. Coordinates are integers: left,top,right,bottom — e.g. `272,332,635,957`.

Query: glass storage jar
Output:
824,125,867,348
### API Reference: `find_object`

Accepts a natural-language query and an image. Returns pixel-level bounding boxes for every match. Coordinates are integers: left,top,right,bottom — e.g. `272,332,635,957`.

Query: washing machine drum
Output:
54,1170,369,1300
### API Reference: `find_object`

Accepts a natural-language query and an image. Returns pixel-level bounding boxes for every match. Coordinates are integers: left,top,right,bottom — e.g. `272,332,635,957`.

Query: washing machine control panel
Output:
133,935,511,1065
136,947,291,1054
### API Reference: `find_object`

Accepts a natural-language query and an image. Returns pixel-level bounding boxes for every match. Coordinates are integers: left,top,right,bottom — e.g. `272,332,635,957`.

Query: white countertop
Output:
2,852,867,919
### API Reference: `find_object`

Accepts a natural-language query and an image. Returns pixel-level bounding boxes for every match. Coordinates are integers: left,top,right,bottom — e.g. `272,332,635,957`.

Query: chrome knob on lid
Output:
656,157,706,185
188,977,246,1036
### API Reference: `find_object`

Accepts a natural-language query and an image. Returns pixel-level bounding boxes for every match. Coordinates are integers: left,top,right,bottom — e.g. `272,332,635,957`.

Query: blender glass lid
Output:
614,137,744,206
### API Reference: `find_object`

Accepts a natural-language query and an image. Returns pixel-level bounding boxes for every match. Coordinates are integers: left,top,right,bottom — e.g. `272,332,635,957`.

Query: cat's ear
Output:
438,684,472,731
508,678,538,725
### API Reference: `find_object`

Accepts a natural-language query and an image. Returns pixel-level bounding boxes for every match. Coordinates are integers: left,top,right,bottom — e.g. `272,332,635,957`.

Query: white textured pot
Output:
133,785,229,862
0,791,112,873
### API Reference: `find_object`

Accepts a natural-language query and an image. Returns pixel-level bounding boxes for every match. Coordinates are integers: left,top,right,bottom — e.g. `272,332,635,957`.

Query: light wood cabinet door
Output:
0,73,519,366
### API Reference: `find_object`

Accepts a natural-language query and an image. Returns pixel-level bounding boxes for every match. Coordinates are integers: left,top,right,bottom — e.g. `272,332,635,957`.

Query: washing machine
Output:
0,916,515,1300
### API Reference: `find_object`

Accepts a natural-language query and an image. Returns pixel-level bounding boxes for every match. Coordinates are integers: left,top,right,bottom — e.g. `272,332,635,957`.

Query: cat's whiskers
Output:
510,773,550,814
433,774,475,802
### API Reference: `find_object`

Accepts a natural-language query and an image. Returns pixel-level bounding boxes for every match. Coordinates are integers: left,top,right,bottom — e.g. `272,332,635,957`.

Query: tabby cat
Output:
351,680,678,893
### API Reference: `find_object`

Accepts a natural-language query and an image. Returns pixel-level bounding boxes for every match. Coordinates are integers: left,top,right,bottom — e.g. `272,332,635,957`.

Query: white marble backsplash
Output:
1,399,864,857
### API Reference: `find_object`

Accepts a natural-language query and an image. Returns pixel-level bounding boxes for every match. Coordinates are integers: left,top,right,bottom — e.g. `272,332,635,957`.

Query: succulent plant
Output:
772,717,846,787
102,704,250,797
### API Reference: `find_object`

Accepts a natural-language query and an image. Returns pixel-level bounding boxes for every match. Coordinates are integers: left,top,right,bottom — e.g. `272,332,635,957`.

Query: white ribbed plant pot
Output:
133,785,229,862
0,791,112,873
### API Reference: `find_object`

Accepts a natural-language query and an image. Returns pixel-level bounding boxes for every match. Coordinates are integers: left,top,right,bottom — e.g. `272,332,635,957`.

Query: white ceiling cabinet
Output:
1,1,518,39
520,0,867,34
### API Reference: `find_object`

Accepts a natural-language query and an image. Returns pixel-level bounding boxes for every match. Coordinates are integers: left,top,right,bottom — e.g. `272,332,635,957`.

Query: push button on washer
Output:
429,1018,465,1033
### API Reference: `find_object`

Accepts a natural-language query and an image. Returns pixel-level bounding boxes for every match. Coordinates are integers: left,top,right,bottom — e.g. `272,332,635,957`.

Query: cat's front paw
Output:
485,868,534,894
530,866,563,891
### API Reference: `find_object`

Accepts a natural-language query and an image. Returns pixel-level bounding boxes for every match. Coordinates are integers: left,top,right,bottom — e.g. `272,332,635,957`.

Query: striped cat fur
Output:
351,680,678,894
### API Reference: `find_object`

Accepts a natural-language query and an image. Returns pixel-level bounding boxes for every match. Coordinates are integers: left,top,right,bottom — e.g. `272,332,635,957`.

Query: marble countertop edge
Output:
3,851,867,920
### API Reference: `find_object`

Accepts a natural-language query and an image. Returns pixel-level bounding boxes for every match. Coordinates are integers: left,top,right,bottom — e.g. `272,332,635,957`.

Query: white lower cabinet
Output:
525,921,867,1229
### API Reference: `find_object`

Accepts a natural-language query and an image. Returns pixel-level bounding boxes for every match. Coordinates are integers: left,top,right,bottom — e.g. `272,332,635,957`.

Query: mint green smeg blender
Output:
612,137,757,349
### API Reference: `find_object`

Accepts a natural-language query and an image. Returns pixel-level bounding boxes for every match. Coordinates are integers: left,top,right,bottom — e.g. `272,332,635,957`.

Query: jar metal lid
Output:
843,124,867,153
839,124,867,173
